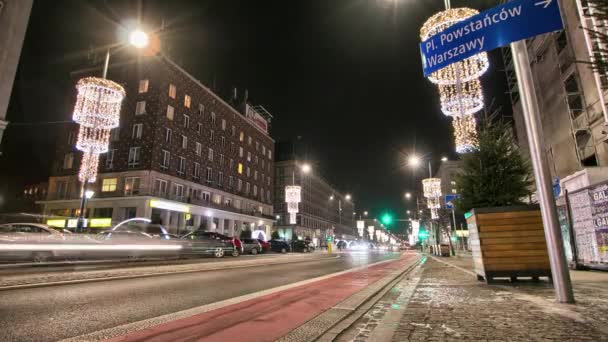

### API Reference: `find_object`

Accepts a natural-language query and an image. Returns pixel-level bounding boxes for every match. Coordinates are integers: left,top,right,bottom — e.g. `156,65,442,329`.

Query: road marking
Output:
0,254,341,291
59,256,402,342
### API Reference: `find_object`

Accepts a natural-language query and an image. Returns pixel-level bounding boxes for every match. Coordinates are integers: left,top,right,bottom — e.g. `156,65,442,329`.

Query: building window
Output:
184,94,191,108
57,181,68,199
161,150,170,170
452,189,457,194
253,185,258,197
556,31,568,55
169,84,177,99
267,176,271,186
247,151,251,162
105,149,116,169
67,130,76,145
197,123,203,135
202,191,211,202
124,177,141,196
196,142,202,156
231,142,235,153
267,190,271,203
128,147,141,168
182,135,188,149
193,162,201,179
246,182,250,194
254,170,258,181
221,136,226,148
102,178,117,192
174,183,184,201
238,179,243,191
183,114,190,129
220,154,225,166
239,147,244,158
206,167,213,183
564,74,585,119
110,128,119,142
262,145,266,155
248,136,252,145
132,123,143,139
239,131,244,142
138,79,149,93
208,148,214,161
199,104,205,115
238,163,243,174
221,119,226,130
135,101,146,115
262,160,265,169
451,181,456,186
63,153,74,169
165,128,172,144
231,126,236,137
178,157,186,175
211,112,216,125
254,156,258,165
229,176,234,188
166,105,175,120
218,172,224,186
255,141,259,151
230,159,234,170
210,130,214,142
247,167,251,177
154,179,168,196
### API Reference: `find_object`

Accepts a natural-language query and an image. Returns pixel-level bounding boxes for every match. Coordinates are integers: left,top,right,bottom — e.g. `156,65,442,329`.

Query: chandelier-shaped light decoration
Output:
423,178,442,199
431,208,440,220
285,185,302,224
72,77,125,183
367,226,375,240
420,7,487,154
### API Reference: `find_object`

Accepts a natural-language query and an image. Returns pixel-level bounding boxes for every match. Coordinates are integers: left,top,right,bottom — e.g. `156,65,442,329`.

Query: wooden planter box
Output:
466,206,551,283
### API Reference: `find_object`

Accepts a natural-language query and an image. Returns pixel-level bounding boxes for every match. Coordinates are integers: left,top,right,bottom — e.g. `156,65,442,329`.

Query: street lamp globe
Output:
408,155,421,167
329,195,334,201
405,192,412,199
345,194,352,201
84,190,95,199
129,30,149,49
441,156,448,162
301,163,312,174
364,211,368,216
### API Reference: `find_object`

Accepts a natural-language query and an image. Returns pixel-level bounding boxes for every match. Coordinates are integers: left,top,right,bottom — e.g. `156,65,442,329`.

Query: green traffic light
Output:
418,229,429,240
381,213,393,226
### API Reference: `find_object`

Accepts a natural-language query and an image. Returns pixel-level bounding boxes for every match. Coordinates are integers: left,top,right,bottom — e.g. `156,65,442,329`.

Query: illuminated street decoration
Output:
420,7,487,153
423,178,442,220
285,185,302,224
72,77,125,183
367,226,375,240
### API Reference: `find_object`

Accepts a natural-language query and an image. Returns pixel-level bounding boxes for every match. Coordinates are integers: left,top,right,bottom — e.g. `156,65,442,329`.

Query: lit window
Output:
169,84,176,99
239,132,244,142
135,101,146,115
452,189,457,194
102,178,118,192
238,163,243,174
63,153,74,169
138,79,149,93
166,105,174,120
451,181,456,186
184,95,191,108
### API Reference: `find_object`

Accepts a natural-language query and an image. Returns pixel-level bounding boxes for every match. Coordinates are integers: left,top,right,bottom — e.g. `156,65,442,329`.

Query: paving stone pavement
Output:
341,254,608,341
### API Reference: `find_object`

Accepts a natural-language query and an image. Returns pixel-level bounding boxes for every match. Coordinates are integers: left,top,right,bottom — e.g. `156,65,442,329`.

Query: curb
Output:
276,253,422,342
0,254,340,291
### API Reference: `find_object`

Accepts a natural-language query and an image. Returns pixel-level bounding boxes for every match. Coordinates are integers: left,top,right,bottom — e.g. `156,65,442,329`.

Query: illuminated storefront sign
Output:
150,199,190,213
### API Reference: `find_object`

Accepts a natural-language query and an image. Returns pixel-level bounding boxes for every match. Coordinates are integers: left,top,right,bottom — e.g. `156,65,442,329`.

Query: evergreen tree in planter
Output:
455,119,533,213
271,231,280,240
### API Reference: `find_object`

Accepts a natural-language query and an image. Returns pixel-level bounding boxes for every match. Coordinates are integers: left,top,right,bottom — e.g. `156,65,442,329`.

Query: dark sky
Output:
1,0,511,219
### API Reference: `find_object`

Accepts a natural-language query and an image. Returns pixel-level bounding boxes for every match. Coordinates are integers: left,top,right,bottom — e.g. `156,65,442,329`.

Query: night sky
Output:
0,0,510,220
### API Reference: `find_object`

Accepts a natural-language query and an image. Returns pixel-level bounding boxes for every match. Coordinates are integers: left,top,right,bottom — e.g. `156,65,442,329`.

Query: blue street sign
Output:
445,194,460,210
420,0,564,77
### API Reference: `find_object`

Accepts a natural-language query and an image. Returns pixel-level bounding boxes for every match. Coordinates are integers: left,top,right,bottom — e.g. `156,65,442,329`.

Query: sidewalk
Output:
340,253,608,341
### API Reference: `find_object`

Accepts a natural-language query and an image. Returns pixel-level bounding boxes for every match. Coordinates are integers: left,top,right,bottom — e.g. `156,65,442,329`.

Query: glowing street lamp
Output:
345,194,352,201
405,192,412,199
129,30,149,49
441,156,448,162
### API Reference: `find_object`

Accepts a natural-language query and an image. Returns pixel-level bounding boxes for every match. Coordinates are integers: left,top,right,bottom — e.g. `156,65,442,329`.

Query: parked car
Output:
257,239,271,253
98,230,182,259
241,238,262,255
291,239,313,253
181,230,239,257
268,239,291,253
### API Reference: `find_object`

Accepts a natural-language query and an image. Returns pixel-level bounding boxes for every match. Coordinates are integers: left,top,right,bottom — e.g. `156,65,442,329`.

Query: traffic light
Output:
418,229,429,241
381,213,393,226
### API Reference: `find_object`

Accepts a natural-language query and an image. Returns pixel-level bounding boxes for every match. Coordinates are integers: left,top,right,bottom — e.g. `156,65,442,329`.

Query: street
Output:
0,251,401,342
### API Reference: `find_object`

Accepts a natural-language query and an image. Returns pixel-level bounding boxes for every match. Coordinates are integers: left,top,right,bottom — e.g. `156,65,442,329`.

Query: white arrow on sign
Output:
534,0,553,8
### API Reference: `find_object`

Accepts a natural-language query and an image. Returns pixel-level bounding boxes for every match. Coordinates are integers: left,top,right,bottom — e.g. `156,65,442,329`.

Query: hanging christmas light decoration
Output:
420,7,488,154
423,178,442,220
72,77,125,183
285,185,302,224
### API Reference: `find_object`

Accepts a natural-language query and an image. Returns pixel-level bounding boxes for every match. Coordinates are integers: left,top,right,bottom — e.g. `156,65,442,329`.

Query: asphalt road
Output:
0,251,399,342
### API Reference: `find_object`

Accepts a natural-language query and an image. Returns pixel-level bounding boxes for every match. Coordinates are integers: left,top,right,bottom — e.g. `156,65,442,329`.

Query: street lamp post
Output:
74,28,150,233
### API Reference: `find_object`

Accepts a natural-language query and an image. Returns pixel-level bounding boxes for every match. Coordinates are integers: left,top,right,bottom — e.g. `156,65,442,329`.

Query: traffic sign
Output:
445,194,460,210
420,0,564,77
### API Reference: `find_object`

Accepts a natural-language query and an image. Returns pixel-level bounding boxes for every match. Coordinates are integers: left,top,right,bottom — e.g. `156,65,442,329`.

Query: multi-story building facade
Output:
273,142,356,244
504,0,608,192
40,56,275,237
434,160,462,201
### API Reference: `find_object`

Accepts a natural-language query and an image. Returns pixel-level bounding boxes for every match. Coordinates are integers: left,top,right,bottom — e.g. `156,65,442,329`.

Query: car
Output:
97,230,182,259
241,238,262,255
181,230,239,257
268,239,291,253
0,223,73,262
257,239,270,253
291,239,313,253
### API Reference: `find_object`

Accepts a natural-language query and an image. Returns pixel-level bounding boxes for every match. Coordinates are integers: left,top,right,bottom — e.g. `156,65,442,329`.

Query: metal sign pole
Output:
510,40,574,303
